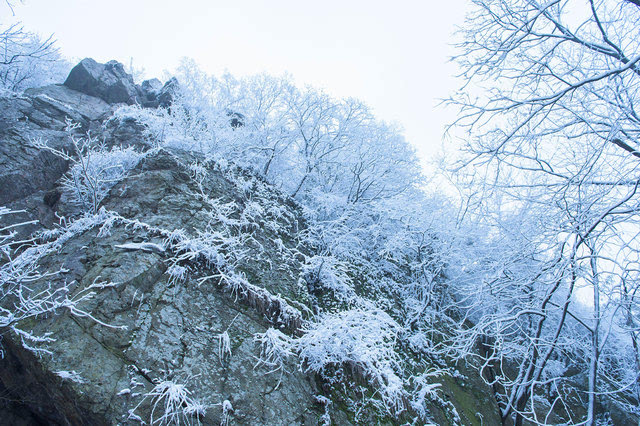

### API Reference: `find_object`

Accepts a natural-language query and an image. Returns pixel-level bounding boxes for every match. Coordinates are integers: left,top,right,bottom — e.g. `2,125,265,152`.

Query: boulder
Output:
64,58,142,105
140,78,162,95
156,76,179,108
138,78,162,108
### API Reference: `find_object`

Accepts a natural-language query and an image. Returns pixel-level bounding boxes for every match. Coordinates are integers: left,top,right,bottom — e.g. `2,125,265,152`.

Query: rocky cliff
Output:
0,59,501,425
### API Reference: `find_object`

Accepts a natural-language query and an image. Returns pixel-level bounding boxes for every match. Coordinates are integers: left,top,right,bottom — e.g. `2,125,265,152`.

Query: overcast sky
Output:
9,0,468,167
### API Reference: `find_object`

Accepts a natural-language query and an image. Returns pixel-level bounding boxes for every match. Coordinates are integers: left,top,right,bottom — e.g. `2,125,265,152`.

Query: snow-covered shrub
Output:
110,105,172,145
65,143,142,213
33,120,144,214
171,229,229,270
166,264,188,285
253,327,294,373
296,308,405,413
315,395,332,426
408,369,444,421
301,255,356,302
220,399,233,426
132,380,206,426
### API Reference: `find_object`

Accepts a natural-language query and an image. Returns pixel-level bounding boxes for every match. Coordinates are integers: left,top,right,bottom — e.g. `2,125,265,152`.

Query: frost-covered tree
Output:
0,3,70,91
163,58,423,206
0,24,69,91
448,0,640,424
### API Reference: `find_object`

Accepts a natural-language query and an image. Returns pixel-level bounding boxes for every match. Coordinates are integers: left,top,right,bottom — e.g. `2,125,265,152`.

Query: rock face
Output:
0,83,113,240
1,149,324,425
0,59,504,425
141,78,162,95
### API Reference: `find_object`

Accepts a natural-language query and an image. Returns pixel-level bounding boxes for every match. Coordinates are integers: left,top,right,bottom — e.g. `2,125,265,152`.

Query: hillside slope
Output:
0,59,501,425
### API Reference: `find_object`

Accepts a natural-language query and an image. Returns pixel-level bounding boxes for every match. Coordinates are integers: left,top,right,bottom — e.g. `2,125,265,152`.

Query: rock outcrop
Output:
64,58,142,105
63,58,177,108
1,148,327,424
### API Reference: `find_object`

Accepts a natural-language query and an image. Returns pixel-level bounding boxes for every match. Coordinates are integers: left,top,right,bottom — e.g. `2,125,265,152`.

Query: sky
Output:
7,0,468,168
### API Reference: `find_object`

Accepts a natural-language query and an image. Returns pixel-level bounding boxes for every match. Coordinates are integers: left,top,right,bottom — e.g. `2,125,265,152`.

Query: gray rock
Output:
25,84,113,123
141,78,162,96
0,94,69,206
64,58,142,105
139,78,163,108
157,77,179,108
102,115,154,151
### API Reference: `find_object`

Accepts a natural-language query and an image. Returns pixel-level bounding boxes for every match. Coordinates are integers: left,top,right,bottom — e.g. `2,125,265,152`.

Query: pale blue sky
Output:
8,0,468,166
